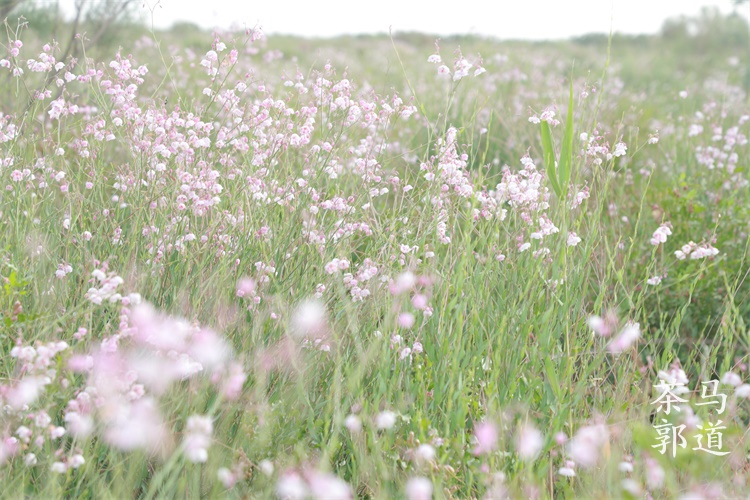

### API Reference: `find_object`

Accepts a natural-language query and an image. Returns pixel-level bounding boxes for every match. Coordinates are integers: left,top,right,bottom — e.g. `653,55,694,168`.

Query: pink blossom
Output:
675,241,719,260
64,411,93,438
645,456,665,489
390,272,417,295
539,108,559,126
721,371,742,387
618,461,634,473
411,294,428,310
414,444,436,463
472,421,498,456
735,384,750,398
375,411,397,430
406,477,433,500
558,461,576,477
571,186,590,208
650,223,672,246
398,312,415,329
567,232,581,247
16,426,31,442
69,454,85,469
291,299,328,339
554,432,568,445
656,364,691,395
183,415,213,463
306,470,352,500
689,244,719,260
51,462,67,473
344,414,361,433
324,258,349,274
587,311,618,337
516,424,544,461
103,397,168,454
276,471,308,499
217,468,237,489
188,328,232,372
236,277,256,297
453,58,472,81
259,459,274,476
567,422,609,468
220,362,247,401
607,322,641,354
7,376,47,409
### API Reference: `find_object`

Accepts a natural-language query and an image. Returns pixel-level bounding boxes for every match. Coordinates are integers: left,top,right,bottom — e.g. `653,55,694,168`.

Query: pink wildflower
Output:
398,312,415,329
607,322,641,354
183,415,213,463
290,299,328,339
406,477,433,500
567,422,609,468
472,421,498,456
650,223,672,246
375,411,397,430
567,232,581,246
516,424,544,461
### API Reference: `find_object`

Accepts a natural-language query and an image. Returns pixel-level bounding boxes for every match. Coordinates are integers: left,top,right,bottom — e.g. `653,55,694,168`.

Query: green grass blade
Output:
541,121,562,197
558,80,575,195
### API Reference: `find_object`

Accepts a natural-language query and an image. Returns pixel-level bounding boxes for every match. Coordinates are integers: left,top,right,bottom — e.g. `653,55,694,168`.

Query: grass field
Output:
0,7,749,498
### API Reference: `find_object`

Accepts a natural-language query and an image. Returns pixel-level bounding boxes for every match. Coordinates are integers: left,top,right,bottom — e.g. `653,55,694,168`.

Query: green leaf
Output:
541,121,562,197
558,79,575,194
544,355,562,401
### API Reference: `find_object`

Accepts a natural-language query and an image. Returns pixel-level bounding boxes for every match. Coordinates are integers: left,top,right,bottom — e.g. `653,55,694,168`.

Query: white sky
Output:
58,0,748,39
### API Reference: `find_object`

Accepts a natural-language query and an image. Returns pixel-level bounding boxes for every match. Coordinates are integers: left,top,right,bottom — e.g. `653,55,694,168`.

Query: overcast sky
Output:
58,0,748,39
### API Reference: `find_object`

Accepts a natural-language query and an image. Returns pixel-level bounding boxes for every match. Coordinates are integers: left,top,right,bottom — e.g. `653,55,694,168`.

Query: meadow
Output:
0,7,749,498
